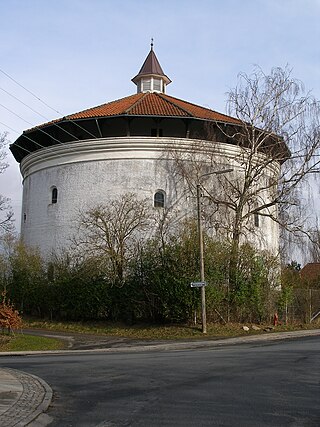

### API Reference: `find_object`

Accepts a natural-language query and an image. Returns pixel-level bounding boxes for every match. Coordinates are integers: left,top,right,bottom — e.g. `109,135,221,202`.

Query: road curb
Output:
0,368,53,426
0,328,319,356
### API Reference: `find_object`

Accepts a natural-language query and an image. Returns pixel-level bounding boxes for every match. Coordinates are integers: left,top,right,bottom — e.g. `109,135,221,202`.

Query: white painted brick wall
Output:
20,137,279,257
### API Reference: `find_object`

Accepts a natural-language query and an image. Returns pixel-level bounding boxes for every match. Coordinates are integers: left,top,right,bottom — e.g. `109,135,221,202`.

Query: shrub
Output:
0,290,23,333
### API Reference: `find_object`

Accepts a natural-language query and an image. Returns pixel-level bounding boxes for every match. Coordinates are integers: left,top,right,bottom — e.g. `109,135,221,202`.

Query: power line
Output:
0,103,63,146
0,120,19,135
0,67,98,139
0,104,49,148
0,85,81,141
0,120,52,152
0,86,50,120
0,67,61,115
0,102,44,130
0,121,33,154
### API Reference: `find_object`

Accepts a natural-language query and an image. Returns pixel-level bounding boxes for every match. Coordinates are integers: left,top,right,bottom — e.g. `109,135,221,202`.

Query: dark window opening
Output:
52,187,58,204
151,128,163,137
254,212,259,227
23,213,27,223
154,191,165,208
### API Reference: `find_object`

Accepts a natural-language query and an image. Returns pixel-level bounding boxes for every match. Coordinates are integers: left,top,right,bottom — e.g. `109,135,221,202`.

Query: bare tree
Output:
169,67,320,272
151,205,183,253
227,68,319,226
166,66,320,288
307,217,320,262
75,193,150,286
0,132,9,174
0,132,14,234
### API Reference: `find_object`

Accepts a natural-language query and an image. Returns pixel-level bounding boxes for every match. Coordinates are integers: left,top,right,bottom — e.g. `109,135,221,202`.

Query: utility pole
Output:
197,183,206,333
196,168,233,334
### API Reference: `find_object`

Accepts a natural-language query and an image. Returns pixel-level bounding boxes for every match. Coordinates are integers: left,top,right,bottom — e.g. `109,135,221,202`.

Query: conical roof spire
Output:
132,41,171,93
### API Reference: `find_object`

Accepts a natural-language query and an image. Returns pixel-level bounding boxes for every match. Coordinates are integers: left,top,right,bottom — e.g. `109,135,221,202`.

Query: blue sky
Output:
1,0,320,229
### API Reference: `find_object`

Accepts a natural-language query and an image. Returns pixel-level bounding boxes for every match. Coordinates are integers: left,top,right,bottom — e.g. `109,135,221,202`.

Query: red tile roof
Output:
26,92,241,132
160,94,240,123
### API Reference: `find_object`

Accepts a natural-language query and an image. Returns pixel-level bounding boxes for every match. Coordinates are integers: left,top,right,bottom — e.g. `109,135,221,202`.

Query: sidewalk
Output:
0,328,319,426
0,368,52,427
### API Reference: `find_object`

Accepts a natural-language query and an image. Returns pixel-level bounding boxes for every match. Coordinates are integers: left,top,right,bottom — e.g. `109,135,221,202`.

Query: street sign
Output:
190,281,207,288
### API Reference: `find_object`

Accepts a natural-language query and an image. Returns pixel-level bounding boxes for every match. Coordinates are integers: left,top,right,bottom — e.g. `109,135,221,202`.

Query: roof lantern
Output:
132,39,171,94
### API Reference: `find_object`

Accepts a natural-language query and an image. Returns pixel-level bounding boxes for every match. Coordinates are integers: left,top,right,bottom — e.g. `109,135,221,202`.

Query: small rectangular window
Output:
153,79,161,91
143,79,151,91
254,212,259,227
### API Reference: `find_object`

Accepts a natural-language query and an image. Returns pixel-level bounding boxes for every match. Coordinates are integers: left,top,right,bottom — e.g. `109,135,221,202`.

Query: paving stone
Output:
0,368,52,427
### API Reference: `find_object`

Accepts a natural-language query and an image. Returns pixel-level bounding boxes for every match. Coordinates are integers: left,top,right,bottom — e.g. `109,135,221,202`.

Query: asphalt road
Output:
1,336,319,426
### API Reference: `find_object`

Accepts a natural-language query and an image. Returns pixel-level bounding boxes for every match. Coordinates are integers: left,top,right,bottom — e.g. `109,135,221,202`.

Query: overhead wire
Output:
0,121,33,154
0,86,52,121
0,120,19,135
0,67,61,114
0,103,61,146
0,120,55,153
0,84,98,157
0,67,98,140
0,85,81,141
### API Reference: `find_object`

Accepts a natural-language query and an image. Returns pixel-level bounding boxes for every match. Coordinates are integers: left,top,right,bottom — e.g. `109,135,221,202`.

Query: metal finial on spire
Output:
132,40,171,93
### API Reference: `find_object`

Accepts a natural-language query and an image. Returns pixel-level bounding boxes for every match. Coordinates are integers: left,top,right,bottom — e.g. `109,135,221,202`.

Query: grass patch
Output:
23,318,320,341
0,333,66,352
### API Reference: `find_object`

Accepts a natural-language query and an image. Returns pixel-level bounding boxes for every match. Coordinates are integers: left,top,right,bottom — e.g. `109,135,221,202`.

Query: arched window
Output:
154,190,165,208
51,187,58,204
